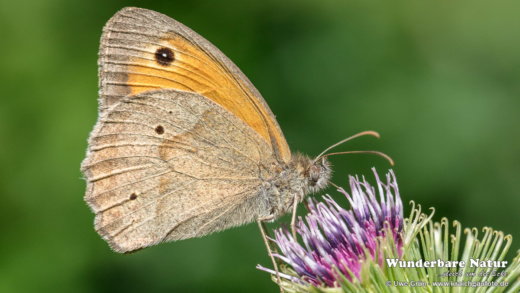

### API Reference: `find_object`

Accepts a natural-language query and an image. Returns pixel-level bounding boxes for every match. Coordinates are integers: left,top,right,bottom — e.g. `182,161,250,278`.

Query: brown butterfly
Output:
81,7,388,257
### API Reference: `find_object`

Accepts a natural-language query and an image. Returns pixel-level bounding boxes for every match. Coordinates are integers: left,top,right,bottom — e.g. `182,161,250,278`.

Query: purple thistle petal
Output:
256,265,302,283
261,169,404,287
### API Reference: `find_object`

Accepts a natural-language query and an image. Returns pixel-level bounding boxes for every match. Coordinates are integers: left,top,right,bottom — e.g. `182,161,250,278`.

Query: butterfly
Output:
81,7,388,256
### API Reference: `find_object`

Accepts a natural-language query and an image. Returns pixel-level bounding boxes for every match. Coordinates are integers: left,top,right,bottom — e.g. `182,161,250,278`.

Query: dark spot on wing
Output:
155,47,174,66
155,125,164,135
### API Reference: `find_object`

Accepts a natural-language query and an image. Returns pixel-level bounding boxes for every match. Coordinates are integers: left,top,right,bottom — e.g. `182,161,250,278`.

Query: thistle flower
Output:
258,168,520,292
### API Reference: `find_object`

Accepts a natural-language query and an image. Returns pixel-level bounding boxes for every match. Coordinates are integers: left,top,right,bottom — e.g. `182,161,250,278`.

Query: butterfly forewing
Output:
98,7,291,163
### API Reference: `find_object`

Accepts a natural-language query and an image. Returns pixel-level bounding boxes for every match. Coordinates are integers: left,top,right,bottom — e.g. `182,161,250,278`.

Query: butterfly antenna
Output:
313,130,380,162
321,150,394,166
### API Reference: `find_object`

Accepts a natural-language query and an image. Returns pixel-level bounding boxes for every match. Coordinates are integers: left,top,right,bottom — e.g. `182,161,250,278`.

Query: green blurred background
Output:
1,0,519,292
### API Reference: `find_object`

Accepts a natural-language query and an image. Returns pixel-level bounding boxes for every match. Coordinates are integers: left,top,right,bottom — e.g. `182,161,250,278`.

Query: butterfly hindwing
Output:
81,89,276,252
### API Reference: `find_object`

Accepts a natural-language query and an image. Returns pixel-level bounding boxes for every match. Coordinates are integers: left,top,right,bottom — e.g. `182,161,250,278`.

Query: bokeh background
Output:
1,0,519,292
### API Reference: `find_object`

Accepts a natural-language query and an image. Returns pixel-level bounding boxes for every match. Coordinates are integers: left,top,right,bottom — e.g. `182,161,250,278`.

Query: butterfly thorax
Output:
265,153,331,220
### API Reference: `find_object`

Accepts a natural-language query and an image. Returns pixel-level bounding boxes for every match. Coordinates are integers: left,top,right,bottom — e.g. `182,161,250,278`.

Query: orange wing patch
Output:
124,33,290,163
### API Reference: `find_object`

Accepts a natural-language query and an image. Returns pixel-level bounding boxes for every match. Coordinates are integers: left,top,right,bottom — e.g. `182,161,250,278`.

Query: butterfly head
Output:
305,157,332,194
290,153,332,194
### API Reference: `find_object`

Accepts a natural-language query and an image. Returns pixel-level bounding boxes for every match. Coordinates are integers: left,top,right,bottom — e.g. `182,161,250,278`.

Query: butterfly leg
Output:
303,199,311,212
257,216,284,293
290,195,299,240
